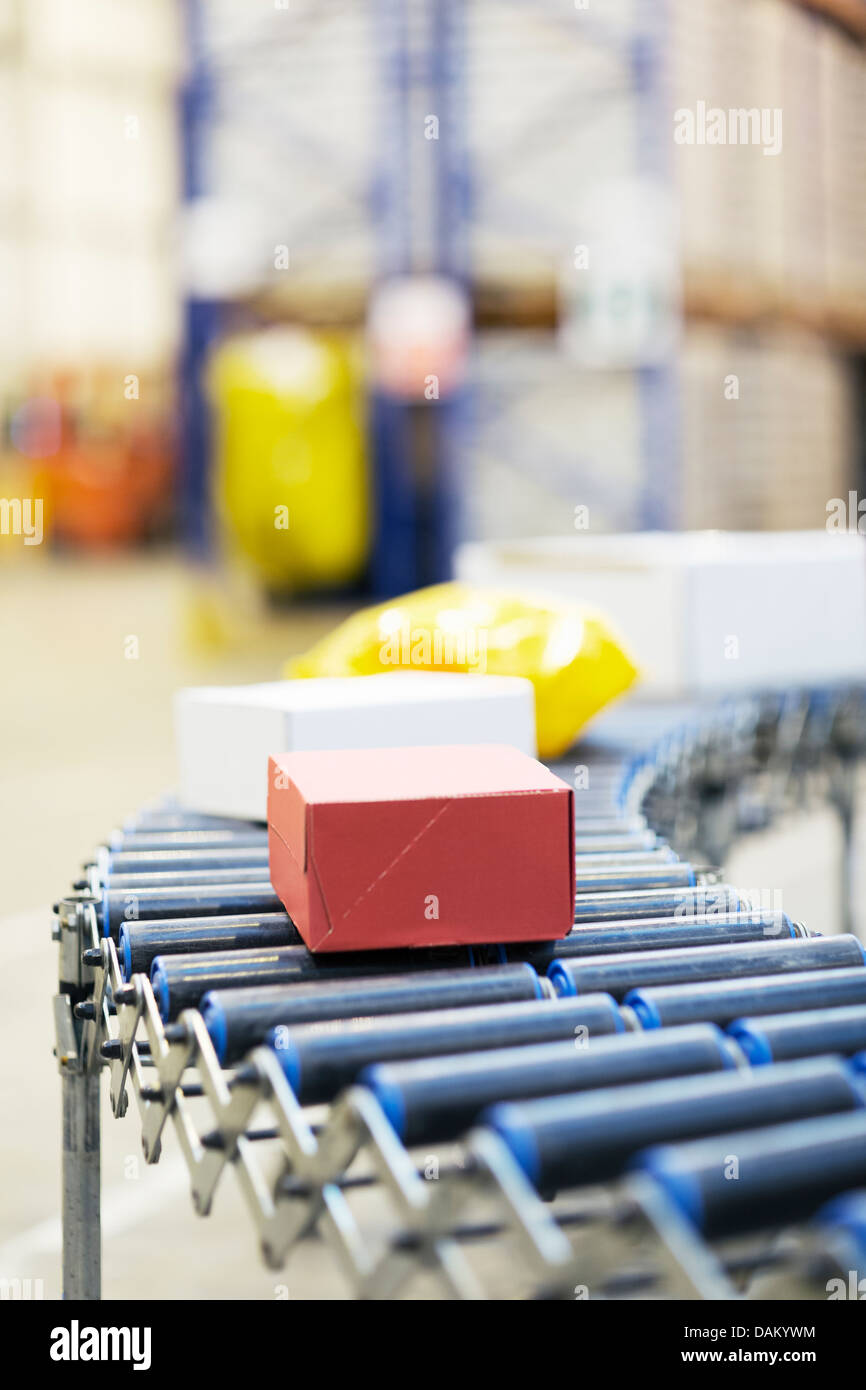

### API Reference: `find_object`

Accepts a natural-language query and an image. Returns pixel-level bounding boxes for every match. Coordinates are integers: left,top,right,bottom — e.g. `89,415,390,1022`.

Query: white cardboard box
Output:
175,672,537,820
456,531,866,697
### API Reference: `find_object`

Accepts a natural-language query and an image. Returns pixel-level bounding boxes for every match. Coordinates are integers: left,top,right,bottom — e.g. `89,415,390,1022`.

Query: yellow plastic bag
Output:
289,582,639,757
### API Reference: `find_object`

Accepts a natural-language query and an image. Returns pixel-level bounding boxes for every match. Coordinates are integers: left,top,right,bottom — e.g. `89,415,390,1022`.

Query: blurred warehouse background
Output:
1,0,865,588
1,0,866,898
0,0,865,881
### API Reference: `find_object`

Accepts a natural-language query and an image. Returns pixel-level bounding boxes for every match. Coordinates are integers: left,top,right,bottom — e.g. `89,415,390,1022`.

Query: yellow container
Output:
209,328,368,593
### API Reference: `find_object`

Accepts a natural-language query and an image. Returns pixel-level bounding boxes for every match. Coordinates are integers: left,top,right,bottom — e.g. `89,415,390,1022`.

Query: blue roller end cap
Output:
119,927,132,982
101,887,111,937
482,1102,541,1186
359,1065,406,1140
624,988,662,1030
631,1145,704,1230
547,960,576,997
844,1061,866,1110
849,1050,866,1077
200,993,228,1065
149,958,171,1023
524,963,545,999
817,1192,866,1260
713,1030,741,1070
266,1027,301,1095
727,1019,774,1066
602,993,627,1033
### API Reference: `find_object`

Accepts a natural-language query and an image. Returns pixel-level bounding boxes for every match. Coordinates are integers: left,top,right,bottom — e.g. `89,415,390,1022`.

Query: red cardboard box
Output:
267,744,574,952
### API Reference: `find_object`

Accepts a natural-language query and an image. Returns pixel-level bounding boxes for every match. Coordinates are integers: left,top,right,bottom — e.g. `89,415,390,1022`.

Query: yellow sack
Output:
209,328,368,593
289,582,639,758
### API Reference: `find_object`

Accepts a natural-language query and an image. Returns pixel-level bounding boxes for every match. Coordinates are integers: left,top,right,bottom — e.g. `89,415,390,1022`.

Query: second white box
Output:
175,672,537,821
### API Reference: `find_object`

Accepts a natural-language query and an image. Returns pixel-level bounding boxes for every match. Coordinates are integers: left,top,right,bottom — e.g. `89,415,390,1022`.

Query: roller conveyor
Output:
98,883,283,937
200,963,548,1062
266,994,626,1105
52,684,866,1300
120,810,264,833
637,1110,866,1238
118,914,301,978
360,1024,740,1145
97,867,277,890
151,944,500,1020
148,911,801,1018
570,884,744,923
108,828,270,851
572,847,677,864
728,1005,866,1065
518,911,799,970
483,1057,866,1190
565,814,648,831
626,967,866,1028
549,935,866,1000
572,831,660,852
571,862,699,892
97,846,271,876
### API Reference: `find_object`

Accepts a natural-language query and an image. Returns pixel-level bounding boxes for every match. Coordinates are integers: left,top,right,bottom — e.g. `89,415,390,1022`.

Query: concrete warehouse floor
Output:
1,553,865,1300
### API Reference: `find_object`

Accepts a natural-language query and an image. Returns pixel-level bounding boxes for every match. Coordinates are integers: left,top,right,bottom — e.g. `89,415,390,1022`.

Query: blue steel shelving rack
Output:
369,0,473,594
177,0,680,590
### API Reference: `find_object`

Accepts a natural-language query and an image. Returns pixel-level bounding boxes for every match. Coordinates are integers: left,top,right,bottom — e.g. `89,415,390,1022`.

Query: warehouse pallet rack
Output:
54,687,866,1299
178,0,682,589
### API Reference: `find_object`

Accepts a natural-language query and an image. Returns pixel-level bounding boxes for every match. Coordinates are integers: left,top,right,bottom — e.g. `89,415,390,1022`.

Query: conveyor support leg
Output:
62,1069,101,1300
